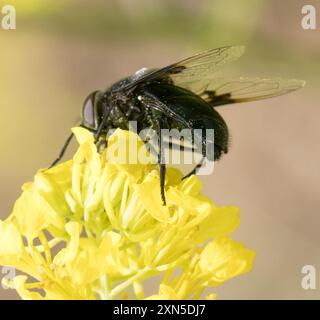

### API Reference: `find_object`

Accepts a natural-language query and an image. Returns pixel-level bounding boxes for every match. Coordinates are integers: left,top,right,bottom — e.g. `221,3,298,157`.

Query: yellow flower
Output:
0,127,255,299
199,237,256,285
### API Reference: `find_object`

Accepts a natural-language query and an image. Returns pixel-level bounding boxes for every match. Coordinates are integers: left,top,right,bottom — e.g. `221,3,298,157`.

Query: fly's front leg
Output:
49,132,74,168
94,101,111,143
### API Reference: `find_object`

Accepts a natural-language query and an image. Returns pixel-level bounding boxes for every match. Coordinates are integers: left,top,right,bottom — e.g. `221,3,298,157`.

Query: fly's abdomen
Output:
143,83,229,160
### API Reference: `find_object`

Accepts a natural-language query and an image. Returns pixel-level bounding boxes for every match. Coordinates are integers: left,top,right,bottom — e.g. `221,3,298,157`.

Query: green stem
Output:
84,210,94,238
99,274,111,300
133,280,145,299
38,231,51,264
192,288,204,300
108,267,151,300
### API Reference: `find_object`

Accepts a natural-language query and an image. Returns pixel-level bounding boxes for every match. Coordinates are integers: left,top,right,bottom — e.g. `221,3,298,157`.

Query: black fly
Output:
50,46,305,205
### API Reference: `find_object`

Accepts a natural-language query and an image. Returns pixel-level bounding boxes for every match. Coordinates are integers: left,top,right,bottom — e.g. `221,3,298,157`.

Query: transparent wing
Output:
120,46,304,106
138,93,190,126
169,46,245,85
195,77,306,106
138,94,197,161
118,45,246,91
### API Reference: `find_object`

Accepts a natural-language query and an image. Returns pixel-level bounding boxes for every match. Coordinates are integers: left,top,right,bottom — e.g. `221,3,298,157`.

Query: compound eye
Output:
82,91,98,129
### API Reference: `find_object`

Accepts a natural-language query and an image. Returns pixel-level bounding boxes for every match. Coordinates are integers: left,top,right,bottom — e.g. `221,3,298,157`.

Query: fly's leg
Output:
148,111,167,206
158,117,168,206
182,156,205,180
159,148,166,206
182,127,208,179
160,166,166,205
49,132,74,168
155,121,167,206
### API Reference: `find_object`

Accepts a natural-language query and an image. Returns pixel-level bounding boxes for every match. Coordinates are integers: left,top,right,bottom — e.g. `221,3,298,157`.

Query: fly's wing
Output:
119,45,304,106
194,77,306,107
138,94,198,156
117,45,246,91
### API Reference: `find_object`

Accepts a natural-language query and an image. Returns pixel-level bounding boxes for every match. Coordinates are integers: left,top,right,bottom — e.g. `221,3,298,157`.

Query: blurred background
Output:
0,0,320,299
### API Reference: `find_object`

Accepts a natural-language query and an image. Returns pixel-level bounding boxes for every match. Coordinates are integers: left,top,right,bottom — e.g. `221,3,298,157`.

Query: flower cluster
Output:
0,127,255,299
